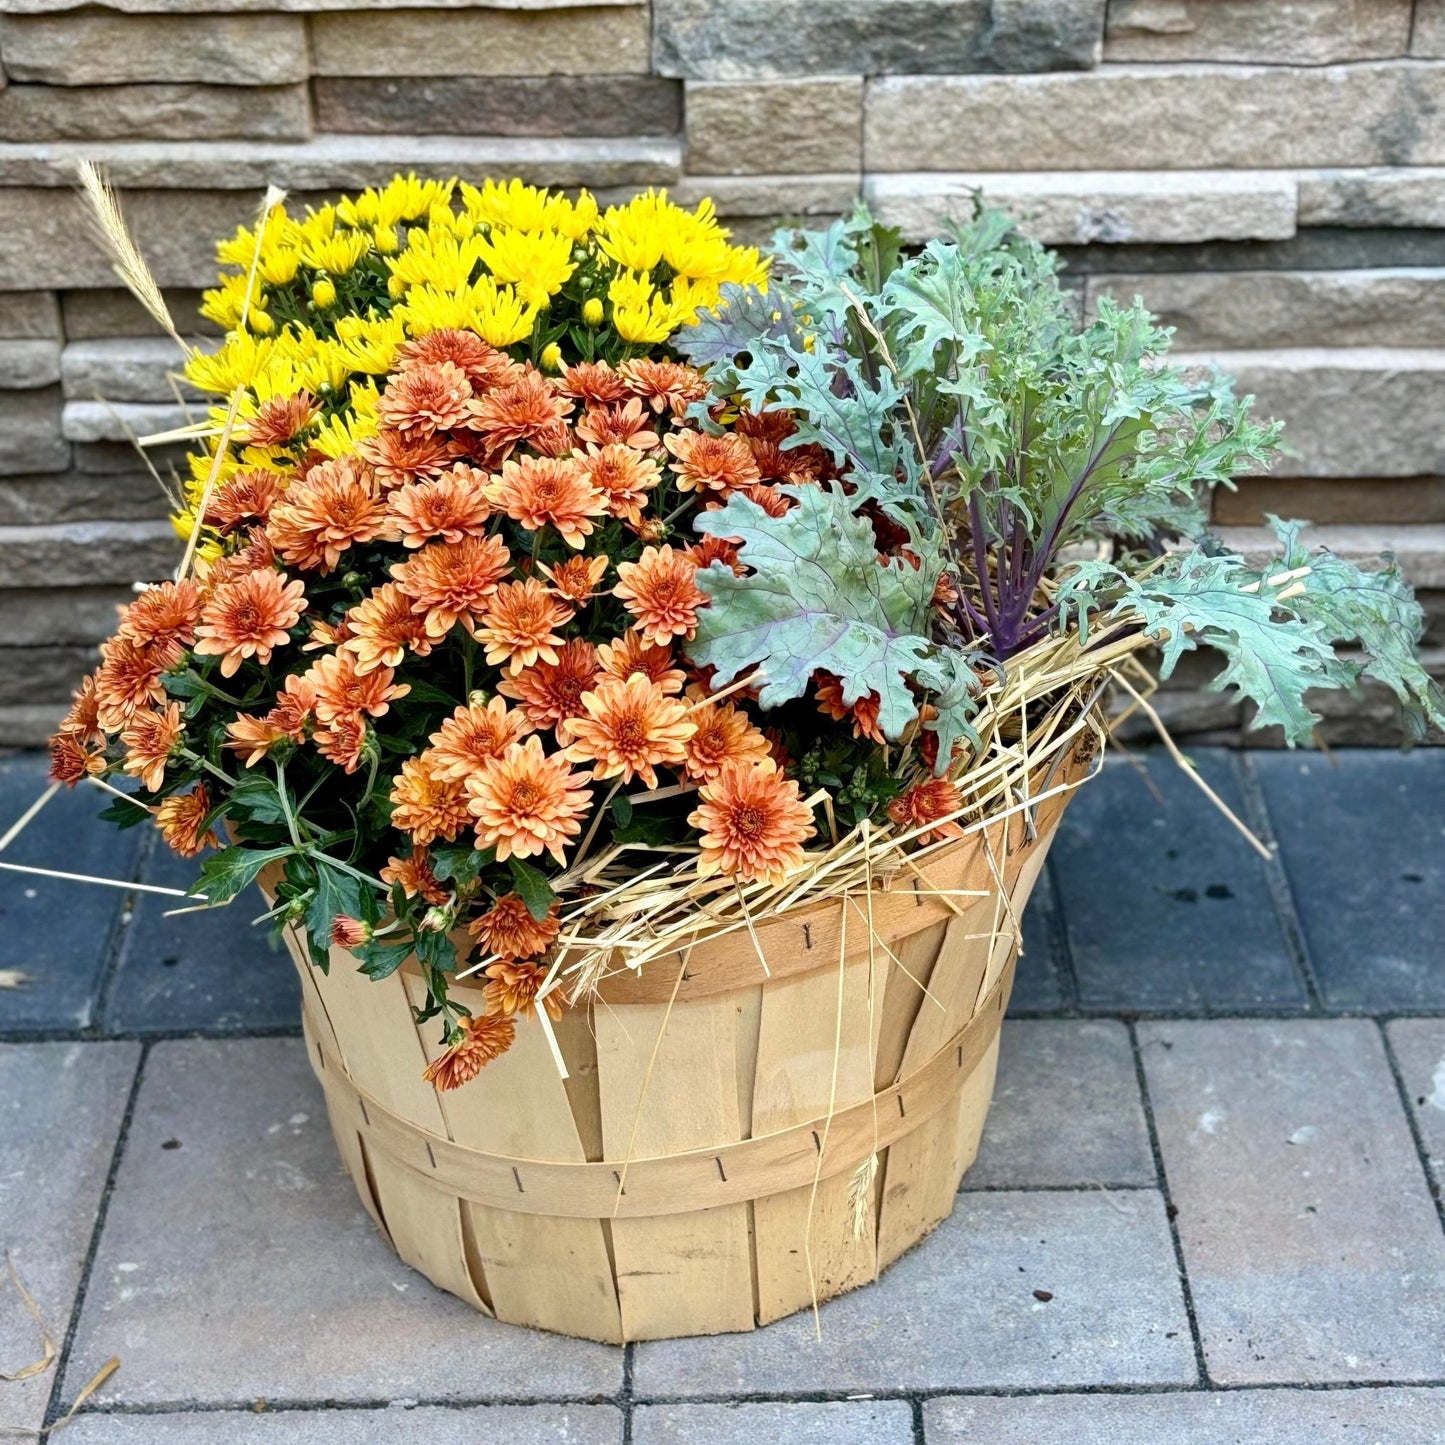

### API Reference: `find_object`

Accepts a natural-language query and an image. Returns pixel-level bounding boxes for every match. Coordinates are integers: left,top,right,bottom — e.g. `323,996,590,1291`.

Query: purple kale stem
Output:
968,489,1005,644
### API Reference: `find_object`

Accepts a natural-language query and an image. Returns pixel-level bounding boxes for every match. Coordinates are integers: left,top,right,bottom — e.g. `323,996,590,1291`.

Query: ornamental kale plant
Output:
677,205,1445,752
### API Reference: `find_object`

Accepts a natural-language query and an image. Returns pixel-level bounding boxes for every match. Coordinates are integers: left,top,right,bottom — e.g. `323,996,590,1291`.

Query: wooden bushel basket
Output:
274,733,1097,1342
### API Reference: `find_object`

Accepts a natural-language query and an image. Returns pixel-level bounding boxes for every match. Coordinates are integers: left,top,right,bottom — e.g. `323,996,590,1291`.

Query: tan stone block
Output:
0,519,180,587
0,292,60,338
0,14,308,85
673,173,860,219
1298,167,1445,227
0,83,311,142
0,387,67,475
685,78,863,176
61,290,217,340
1413,1,1445,57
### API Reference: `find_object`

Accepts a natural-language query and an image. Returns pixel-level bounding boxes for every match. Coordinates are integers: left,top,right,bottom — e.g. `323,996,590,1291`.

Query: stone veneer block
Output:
315,74,680,137
0,1042,140,1433
0,643,98,706
0,585,137,643
927,1388,1445,1442
310,6,650,77
1212,523,1445,589
0,702,70,747
654,0,1103,78
0,386,68,475
0,83,311,142
0,520,179,586
671,172,860,220
1414,1,1445,57
1385,1020,1445,1190
865,170,1297,246
0,13,308,85
633,1402,914,1444
1299,167,1445,227
0,338,60,388
685,78,863,175
61,289,217,340
1105,0,1412,65
61,338,204,403
864,63,1445,171
632,1191,1194,1393
65,1038,623,1405
1140,1020,1445,1383
0,291,59,338
1086,268,1445,350
1171,347,1445,478
62,399,194,443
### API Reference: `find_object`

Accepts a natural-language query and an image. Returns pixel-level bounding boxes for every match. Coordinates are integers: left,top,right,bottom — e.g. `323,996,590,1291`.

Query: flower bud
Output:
420,904,456,934
374,224,399,254
312,276,337,309
331,915,373,948
582,297,604,327
539,341,563,372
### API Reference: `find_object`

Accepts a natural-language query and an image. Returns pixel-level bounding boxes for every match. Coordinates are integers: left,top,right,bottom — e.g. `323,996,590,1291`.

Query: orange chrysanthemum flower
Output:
49,730,106,787
427,696,535,780
614,545,707,646
564,673,695,788
486,455,605,549
390,752,472,846
315,714,368,773
474,579,573,675
155,785,218,859
266,456,396,572
342,582,436,674
224,712,290,768
95,636,178,731
664,429,761,495
305,651,409,725
192,567,307,678
618,358,708,418
120,701,185,793
118,579,201,651
358,427,457,490
573,442,660,523
241,390,319,448
539,554,609,606
558,359,628,406
468,892,560,962
484,960,567,1021
270,672,317,737
688,759,815,887
400,330,516,391
888,777,965,843
470,366,572,458
686,534,744,575
200,527,276,591
391,534,512,639
498,637,600,740
379,359,474,439
381,849,448,905
57,673,104,745
422,1013,515,1091
386,466,492,548
728,481,792,518
681,691,771,783
595,632,686,695
574,397,659,451
465,735,590,865
814,674,885,744
206,468,286,534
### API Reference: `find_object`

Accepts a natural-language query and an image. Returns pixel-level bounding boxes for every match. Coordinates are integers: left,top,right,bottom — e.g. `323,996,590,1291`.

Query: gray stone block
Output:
73,440,191,475
1213,522,1445,590
65,1038,623,1407
1299,167,1445,227
315,74,681,137
633,1402,913,1444
0,386,68,475
0,472,171,525
0,585,131,643
927,1387,1445,1442
672,172,860,220
1385,1019,1445,1190
1414,1,1445,57
310,6,650,77
0,338,60,388
0,13,308,85
864,63,1445,171
1139,1019,1445,1384
0,520,179,587
0,82,312,142
1105,0,1412,64
0,290,60,339
685,78,863,175
0,644,98,704
62,337,205,403
62,289,217,340
0,701,67,746
1088,268,1445,350
865,171,1297,245
654,0,1103,79
965,1021,1155,1189
63,399,195,444
632,1190,1194,1393
1172,348,1445,479
63,1407,623,1444
0,1041,140,1434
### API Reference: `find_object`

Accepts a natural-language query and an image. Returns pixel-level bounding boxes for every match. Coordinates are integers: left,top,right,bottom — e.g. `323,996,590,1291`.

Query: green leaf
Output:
673,282,803,371
304,856,369,968
225,772,289,825
431,843,489,888
97,793,152,830
415,927,458,975
692,484,950,739
354,938,413,980
193,843,297,905
611,792,634,828
507,856,557,921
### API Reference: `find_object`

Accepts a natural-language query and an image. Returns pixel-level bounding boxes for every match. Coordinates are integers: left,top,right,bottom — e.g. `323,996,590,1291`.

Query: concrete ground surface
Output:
1,746,1443,1443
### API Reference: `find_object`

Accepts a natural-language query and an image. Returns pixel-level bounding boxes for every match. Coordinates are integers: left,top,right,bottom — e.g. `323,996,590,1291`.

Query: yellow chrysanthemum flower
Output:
607,268,687,345
339,174,454,229
597,191,672,273
331,314,407,376
460,180,596,239
184,329,275,395
473,227,576,305
200,273,267,333
312,407,379,459
258,247,301,286
387,228,485,294
301,230,372,276
396,276,537,346
216,208,296,270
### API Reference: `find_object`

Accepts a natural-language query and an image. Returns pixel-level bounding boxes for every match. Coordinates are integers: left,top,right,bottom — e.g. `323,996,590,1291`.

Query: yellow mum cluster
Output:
174,175,766,550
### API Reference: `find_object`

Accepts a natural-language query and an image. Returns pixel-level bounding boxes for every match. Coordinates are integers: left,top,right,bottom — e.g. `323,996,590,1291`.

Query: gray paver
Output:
632,1190,1194,1395
965,1021,1155,1189
65,1038,622,1407
925,1387,1445,1443
1140,1020,1445,1384
1253,751,1445,1010
64,1406,623,1444
1050,753,1305,1012
633,1401,912,1444
0,1041,139,1433
1007,867,1066,1014
1385,1019,1445,1191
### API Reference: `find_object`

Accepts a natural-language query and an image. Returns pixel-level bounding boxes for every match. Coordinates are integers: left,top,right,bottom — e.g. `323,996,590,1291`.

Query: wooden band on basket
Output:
305,951,1015,1220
